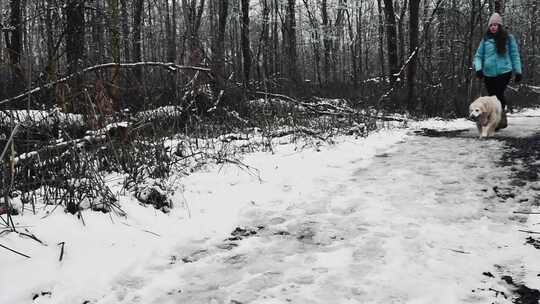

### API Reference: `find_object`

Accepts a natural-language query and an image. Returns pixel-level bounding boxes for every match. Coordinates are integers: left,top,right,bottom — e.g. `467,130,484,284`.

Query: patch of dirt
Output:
414,128,469,138
525,236,540,250
476,273,540,304
499,133,540,182
501,275,540,304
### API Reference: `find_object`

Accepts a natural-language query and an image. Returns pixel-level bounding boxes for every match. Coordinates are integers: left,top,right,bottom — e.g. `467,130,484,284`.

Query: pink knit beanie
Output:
488,13,502,26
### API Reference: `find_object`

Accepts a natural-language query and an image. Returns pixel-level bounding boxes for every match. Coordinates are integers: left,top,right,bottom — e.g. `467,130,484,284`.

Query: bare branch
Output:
0,62,212,106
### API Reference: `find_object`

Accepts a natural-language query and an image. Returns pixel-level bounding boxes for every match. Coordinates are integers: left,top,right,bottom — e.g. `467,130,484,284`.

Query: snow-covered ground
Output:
2,109,540,304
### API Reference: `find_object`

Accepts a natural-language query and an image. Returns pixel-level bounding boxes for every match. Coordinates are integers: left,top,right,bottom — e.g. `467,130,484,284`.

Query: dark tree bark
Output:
182,0,205,66
321,0,330,84
259,0,271,81
493,0,505,13
120,0,130,61
345,2,359,87
376,0,385,76
6,0,24,90
302,0,322,85
397,0,408,67
383,0,399,81
91,0,105,64
132,0,144,80
407,0,420,111
210,0,228,98
66,0,85,113
284,0,300,85
108,0,121,109
240,0,251,84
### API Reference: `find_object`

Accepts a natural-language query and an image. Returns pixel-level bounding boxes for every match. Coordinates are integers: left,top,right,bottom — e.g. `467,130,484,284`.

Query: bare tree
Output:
407,0,420,111
209,0,228,98
258,0,271,81
182,0,205,67
383,0,399,81
120,0,130,61
6,0,24,91
65,0,85,113
283,0,300,85
132,0,144,80
240,0,251,84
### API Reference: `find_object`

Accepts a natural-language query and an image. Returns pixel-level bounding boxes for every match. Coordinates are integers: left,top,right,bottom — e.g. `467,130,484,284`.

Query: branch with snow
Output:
0,62,212,106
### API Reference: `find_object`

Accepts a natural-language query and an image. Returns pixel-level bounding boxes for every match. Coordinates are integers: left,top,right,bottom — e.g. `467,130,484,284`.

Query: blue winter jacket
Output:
473,34,522,77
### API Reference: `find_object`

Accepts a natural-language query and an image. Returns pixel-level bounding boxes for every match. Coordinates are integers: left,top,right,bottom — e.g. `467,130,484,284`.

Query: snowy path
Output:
94,114,540,304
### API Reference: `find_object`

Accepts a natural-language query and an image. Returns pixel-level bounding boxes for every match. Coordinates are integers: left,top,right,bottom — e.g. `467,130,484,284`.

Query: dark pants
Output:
484,72,512,110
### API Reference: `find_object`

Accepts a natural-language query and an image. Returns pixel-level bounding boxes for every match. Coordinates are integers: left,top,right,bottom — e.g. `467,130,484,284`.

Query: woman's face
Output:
489,23,499,34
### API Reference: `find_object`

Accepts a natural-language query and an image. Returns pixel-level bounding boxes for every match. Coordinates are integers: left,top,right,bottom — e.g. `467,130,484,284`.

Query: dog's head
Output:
469,97,491,126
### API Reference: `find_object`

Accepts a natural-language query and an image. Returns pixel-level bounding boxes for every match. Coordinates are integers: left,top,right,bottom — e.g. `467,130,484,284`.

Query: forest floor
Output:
2,108,540,304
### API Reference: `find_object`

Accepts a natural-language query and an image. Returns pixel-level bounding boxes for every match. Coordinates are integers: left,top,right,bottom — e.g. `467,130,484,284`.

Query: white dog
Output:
469,96,502,138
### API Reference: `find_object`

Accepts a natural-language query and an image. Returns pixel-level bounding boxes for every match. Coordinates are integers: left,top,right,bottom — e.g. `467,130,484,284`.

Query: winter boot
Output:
496,110,508,131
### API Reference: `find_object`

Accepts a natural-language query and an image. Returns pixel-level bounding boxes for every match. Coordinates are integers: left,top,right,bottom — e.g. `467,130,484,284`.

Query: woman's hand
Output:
475,70,483,79
514,74,522,82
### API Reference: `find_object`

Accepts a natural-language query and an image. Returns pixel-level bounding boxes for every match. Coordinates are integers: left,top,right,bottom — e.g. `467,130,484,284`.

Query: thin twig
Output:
513,211,540,215
0,124,20,161
0,243,31,258
518,229,540,235
448,248,471,254
57,242,65,261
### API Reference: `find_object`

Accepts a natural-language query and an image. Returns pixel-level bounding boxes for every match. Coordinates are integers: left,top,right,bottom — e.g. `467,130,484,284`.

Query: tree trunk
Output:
120,0,130,62
271,0,279,76
321,0,330,84
345,3,358,87
65,0,85,113
494,0,505,13
383,0,399,81
240,0,251,84
397,0,408,67
182,0,205,67
259,0,271,82
407,0,420,111
91,0,105,64
376,0,385,76
132,0,144,80
529,0,538,82
284,0,300,86
210,0,228,100
6,0,24,91
108,0,121,109
302,0,322,86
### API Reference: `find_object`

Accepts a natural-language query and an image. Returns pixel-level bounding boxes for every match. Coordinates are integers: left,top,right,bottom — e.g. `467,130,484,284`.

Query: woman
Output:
474,12,522,128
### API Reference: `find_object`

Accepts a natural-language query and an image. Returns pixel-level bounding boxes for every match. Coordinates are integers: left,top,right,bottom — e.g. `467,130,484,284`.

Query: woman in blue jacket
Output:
474,13,522,126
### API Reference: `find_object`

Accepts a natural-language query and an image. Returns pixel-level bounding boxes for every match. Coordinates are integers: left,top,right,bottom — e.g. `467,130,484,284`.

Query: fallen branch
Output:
518,229,540,235
57,242,65,261
513,211,540,215
448,248,471,254
0,242,30,258
0,62,212,106
13,122,129,165
251,91,407,122
0,124,20,161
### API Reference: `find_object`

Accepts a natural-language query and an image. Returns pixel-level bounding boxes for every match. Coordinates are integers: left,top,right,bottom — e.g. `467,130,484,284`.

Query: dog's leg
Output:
481,126,489,138
487,123,497,137
476,121,483,137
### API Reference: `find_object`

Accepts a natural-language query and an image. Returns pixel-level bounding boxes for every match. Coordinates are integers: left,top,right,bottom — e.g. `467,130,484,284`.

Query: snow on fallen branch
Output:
0,62,212,106
13,122,128,166
251,91,407,122
0,108,83,129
